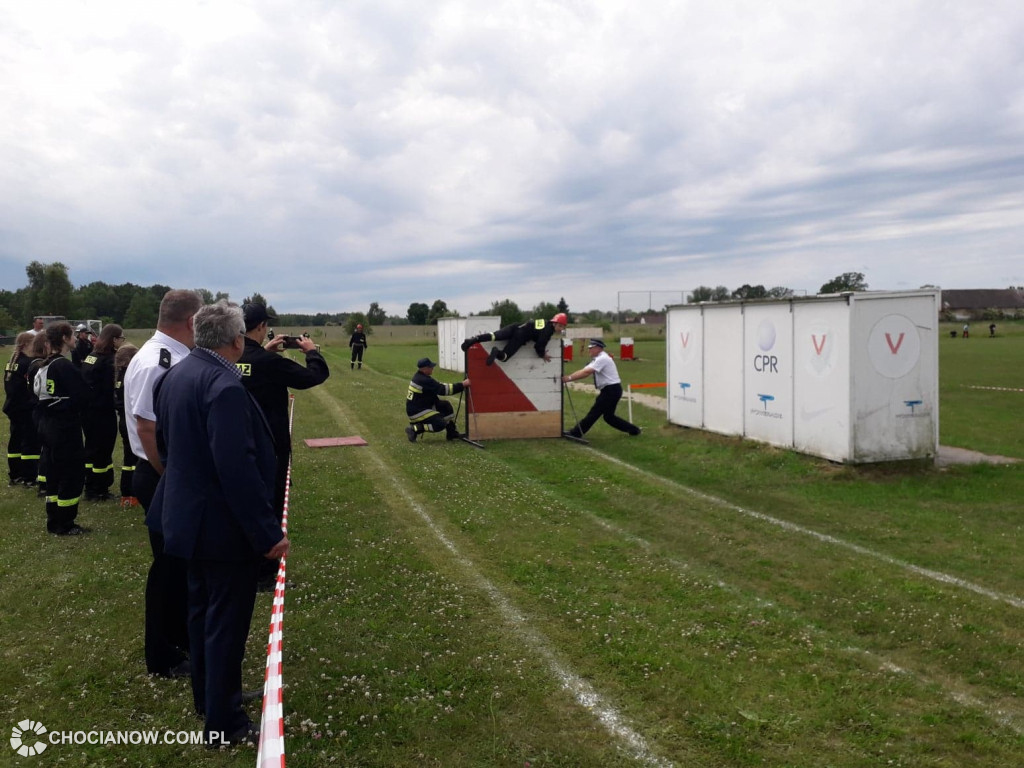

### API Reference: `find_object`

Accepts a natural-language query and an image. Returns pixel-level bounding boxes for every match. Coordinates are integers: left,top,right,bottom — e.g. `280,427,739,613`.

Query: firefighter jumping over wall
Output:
461,313,567,366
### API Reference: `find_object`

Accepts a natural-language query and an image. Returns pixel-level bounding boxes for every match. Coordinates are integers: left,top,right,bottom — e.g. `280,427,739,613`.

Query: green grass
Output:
0,328,1021,766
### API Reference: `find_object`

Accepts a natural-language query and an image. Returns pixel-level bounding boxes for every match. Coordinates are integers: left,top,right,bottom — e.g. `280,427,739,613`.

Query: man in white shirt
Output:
561,338,641,438
123,289,203,678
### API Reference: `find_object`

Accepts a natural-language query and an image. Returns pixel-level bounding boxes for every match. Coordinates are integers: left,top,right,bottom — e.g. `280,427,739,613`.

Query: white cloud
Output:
2,0,1023,312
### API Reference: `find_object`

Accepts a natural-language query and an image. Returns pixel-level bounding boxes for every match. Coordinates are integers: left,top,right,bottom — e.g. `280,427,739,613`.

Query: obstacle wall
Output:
437,316,501,372
465,341,563,440
666,290,939,463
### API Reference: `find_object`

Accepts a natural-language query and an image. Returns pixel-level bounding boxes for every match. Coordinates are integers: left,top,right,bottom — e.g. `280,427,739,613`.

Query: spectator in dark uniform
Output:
461,312,567,366
150,300,288,746
114,343,139,505
4,332,41,486
405,357,470,442
81,324,125,501
35,322,91,535
71,324,94,369
348,323,368,369
237,300,329,591
26,333,50,494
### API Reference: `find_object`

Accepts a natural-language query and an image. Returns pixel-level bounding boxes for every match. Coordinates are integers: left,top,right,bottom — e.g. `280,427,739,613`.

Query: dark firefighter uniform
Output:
114,359,138,501
348,329,368,369
81,350,118,499
4,350,41,485
71,332,93,369
237,336,330,517
462,318,559,365
34,354,89,534
405,358,466,440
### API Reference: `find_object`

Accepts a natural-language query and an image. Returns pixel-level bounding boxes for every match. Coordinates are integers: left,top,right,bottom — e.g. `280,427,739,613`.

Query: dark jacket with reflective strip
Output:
406,370,465,421
3,352,33,415
237,337,330,456
517,318,557,358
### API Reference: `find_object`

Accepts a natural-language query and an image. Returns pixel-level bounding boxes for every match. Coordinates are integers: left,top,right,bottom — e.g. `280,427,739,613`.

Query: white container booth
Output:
437,316,501,372
666,290,939,463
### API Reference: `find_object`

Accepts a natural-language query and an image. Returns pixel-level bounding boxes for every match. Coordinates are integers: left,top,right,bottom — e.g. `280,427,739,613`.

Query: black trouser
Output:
187,557,260,741
468,325,532,362
83,408,117,495
256,450,289,583
37,415,84,533
350,345,364,366
574,383,640,436
116,410,137,498
136,459,190,675
409,400,459,438
7,410,39,483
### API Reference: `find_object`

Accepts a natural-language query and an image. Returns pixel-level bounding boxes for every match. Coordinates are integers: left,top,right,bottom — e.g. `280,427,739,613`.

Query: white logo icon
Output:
11,720,48,756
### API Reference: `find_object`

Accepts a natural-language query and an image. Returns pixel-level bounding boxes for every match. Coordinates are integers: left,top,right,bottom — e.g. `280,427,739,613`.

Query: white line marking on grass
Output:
845,647,1024,737
592,515,1024,737
590,451,1024,610
365,451,674,768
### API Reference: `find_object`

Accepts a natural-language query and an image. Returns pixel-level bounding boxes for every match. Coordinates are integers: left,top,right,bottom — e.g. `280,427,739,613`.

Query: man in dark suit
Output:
150,300,289,747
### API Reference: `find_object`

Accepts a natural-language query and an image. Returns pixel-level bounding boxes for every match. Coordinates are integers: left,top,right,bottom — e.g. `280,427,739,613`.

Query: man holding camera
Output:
238,301,329,590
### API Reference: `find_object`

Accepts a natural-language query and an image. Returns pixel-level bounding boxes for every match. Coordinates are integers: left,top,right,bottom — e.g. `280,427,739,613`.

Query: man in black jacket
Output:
238,301,329,589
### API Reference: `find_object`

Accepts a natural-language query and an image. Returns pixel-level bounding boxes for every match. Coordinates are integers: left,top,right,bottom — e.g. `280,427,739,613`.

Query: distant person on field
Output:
405,357,470,442
562,339,641,439
962,323,969,339
989,323,996,337
461,313,567,366
349,323,368,369
28,317,45,335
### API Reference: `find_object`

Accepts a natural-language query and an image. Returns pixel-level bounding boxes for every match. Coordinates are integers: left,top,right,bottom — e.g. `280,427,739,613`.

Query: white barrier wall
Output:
667,291,939,463
438,316,501,372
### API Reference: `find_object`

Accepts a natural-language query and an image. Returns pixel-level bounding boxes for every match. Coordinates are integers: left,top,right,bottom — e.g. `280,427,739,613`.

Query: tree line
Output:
0,260,872,335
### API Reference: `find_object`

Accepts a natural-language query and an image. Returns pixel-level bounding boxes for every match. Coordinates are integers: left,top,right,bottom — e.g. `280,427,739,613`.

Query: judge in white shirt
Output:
561,339,641,438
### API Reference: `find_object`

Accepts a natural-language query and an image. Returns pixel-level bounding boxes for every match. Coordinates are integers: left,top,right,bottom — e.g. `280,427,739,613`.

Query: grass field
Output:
0,323,1021,766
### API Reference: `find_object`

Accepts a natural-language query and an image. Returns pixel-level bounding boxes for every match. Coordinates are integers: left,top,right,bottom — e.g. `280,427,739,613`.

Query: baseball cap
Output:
588,338,606,349
417,357,437,368
243,302,277,331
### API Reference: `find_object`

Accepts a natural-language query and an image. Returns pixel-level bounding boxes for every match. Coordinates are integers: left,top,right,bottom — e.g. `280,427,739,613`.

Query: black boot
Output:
461,336,478,352
486,347,503,366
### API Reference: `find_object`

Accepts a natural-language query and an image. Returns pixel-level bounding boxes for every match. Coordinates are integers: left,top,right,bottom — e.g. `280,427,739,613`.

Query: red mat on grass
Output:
303,436,369,448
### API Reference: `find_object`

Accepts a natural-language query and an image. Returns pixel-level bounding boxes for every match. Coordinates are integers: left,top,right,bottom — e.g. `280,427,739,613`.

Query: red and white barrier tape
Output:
965,385,1024,393
257,395,294,767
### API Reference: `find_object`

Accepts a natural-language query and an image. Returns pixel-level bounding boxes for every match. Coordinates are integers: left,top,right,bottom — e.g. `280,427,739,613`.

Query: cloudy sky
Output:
2,1,1022,315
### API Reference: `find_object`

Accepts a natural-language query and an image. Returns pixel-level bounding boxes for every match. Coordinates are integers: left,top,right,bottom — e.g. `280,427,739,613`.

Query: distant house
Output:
941,289,1024,319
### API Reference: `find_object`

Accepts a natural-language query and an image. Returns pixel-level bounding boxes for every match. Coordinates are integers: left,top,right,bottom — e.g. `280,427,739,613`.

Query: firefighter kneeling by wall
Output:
405,357,470,442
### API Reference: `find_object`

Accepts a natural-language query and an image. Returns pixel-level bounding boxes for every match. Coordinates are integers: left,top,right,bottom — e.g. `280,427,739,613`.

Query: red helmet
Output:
551,312,568,325
356,323,363,329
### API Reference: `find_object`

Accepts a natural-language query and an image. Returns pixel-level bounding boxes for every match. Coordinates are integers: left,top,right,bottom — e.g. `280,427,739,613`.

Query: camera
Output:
279,333,309,349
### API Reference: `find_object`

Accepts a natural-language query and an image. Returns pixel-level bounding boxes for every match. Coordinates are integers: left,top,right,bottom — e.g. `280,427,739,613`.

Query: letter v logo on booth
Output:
680,332,689,348
811,334,827,355
885,332,905,355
